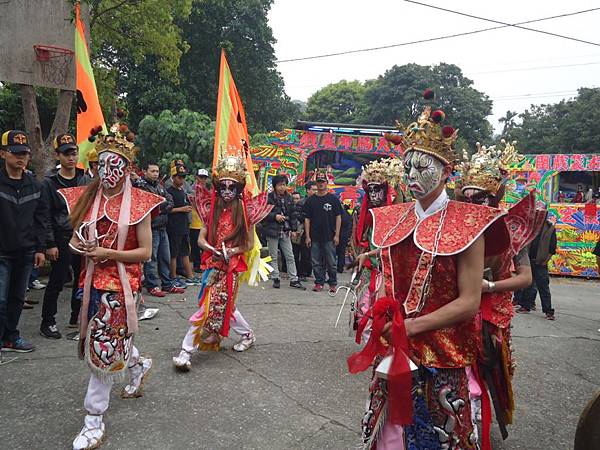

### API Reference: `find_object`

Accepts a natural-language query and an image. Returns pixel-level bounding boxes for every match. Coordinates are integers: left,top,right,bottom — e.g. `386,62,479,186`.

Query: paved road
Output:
1,275,599,449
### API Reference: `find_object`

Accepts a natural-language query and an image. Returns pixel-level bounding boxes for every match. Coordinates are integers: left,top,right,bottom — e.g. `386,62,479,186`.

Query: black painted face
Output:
218,179,240,202
366,183,386,206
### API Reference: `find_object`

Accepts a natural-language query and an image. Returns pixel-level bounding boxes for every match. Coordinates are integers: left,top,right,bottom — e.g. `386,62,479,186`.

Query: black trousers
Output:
41,234,82,326
518,263,554,314
294,235,312,277
336,232,351,272
190,228,201,269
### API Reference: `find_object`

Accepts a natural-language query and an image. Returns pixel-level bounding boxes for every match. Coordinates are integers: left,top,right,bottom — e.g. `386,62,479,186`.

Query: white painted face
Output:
98,152,127,189
403,150,445,199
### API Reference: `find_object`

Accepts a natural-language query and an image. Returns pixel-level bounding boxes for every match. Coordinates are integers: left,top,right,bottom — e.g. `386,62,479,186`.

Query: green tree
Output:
510,88,600,153
178,0,297,133
136,109,214,175
363,63,493,147
304,80,367,123
84,0,192,79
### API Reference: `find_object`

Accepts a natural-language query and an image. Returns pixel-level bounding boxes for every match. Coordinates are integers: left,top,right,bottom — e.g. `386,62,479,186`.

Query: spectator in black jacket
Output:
0,130,47,353
262,175,305,290
135,162,185,297
40,134,90,338
517,212,558,319
337,203,353,273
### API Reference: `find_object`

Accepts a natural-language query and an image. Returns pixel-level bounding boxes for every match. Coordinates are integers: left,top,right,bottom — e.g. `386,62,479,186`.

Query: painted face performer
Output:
456,141,544,448
347,90,509,450
172,155,272,370
352,158,403,343
59,123,164,450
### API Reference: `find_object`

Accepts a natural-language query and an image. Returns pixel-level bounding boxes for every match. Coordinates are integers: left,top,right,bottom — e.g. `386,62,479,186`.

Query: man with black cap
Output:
303,169,342,293
40,133,90,338
167,161,199,284
0,130,47,353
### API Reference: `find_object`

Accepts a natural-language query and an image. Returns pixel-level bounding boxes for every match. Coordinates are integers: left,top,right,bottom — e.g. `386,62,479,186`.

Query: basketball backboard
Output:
0,0,88,91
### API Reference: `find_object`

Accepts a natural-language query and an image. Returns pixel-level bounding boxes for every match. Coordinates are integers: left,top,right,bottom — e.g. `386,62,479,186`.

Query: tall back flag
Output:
213,49,257,194
75,2,105,168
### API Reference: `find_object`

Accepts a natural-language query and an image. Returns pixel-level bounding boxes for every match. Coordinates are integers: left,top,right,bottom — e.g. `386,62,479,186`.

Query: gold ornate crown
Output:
456,139,522,195
385,90,459,166
361,158,404,187
401,106,458,165
214,155,247,183
94,122,138,162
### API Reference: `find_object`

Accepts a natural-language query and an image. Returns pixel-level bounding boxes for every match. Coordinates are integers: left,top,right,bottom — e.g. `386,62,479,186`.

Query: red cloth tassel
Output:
355,196,371,248
347,297,413,425
355,310,370,345
473,363,492,450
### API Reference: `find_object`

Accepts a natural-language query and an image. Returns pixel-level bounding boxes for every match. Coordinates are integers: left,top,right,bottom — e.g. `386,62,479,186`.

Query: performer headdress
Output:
457,139,522,196
214,155,247,184
88,111,138,163
385,89,459,166
361,157,404,187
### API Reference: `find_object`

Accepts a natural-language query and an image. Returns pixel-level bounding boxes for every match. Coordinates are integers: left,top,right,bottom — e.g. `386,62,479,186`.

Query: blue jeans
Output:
143,228,174,290
311,241,337,286
0,252,34,345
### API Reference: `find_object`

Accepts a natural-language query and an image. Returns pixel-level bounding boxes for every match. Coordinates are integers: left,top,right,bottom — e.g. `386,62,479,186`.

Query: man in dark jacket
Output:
517,211,558,319
135,162,185,296
262,175,305,290
40,134,90,338
0,130,47,353
337,202,353,273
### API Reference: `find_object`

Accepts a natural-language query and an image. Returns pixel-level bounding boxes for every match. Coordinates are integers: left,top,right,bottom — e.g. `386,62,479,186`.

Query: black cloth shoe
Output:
273,279,281,289
290,280,306,290
40,324,62,339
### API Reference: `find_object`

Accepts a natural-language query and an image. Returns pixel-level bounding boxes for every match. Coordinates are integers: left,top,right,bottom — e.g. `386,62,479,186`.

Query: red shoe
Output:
147,287,166,297
312,284,323,292
164,286,185,294
329,285,337,294
516,306,530,314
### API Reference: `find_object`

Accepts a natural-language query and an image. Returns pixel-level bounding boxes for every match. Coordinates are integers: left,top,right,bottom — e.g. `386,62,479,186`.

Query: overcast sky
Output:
269,0,600,132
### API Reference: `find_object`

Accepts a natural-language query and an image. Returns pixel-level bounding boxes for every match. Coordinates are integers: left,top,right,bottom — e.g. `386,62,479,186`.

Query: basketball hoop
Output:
33,44,74,87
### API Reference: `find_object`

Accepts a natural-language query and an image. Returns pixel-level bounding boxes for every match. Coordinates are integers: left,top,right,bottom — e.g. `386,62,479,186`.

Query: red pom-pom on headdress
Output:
423,88,435,100
116,108,127,119
431,110,445,123
384,133,403,145
442,126,455,138
88,125,103,143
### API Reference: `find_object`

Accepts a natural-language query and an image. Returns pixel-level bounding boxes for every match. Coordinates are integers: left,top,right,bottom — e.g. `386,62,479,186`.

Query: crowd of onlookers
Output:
0,129,354,356
1,127,576,357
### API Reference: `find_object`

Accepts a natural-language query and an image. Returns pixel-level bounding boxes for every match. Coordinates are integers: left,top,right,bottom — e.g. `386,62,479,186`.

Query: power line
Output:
405,1,600,47
277,7,600,63
471,60,600,75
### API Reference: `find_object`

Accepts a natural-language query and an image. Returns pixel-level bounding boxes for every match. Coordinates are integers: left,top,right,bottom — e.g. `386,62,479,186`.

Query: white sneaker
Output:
73,414,105,450
233,332,256,352
173,349,192,371
30,279,46,290
121,356,152,399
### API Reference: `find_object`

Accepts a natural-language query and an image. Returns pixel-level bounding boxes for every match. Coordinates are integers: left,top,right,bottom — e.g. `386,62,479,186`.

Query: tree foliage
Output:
83,0,192,79
304,80,367,123
136,109,214,175
362,63,494,147
177,0,297,133
508,88,600,154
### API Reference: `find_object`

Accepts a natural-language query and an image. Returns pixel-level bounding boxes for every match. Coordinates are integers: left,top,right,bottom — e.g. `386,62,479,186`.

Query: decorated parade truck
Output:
250,121,403,208
507,153,600,278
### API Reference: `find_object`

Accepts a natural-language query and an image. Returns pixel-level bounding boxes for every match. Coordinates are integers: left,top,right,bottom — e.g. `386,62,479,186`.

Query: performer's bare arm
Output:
80,215,153,263
483,264,532,293
405,235,484,337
